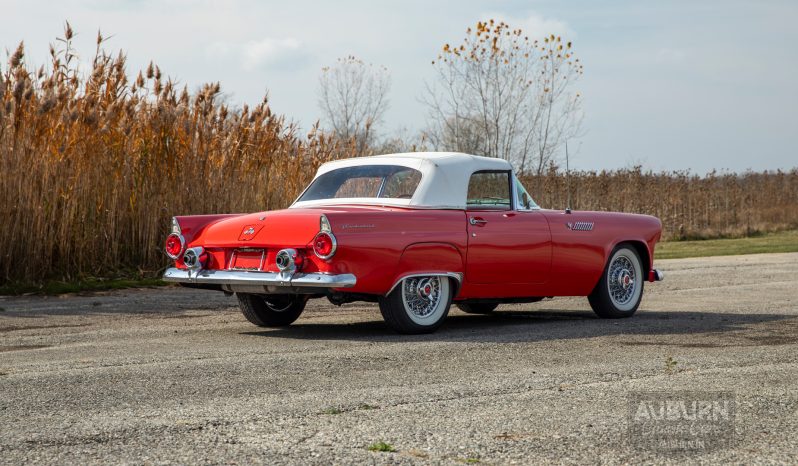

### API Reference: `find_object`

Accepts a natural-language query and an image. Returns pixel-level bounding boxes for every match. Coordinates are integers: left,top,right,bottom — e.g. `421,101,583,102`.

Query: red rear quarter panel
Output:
323,207,467,294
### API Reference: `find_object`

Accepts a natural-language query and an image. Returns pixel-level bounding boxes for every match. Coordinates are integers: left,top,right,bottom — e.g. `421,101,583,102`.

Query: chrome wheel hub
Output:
416,279,434,300
617,269,634,290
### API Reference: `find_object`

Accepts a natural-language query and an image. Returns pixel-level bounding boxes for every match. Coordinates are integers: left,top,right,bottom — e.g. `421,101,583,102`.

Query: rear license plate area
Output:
229,249,265,271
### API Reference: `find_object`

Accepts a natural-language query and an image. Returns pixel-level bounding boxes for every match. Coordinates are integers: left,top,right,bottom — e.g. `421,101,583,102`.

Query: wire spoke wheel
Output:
608,255,637,307
380,275,453,333
401,276,443,320
589,245,644,318
605,249,642,312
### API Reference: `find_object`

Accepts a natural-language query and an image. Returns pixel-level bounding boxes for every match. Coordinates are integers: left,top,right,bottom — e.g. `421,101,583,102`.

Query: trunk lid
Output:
196,209,324,248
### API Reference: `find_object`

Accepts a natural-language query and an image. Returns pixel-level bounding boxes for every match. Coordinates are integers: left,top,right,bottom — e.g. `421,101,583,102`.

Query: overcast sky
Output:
2,0,796,173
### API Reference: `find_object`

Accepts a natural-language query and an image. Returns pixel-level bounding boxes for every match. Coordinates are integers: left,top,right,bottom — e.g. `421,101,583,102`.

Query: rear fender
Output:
388,243,464,297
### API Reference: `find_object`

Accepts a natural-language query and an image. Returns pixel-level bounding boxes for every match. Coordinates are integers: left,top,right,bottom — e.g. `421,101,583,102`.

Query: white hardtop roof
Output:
291,152,513,209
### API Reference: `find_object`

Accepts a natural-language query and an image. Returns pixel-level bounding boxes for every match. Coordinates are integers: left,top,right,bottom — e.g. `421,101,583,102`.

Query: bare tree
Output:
422,20,584,175
373,127,431,154
317,56,391,155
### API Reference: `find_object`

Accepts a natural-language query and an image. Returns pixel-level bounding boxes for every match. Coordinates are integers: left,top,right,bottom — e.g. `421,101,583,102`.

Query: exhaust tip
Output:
276,248,300,272
183,247,205,270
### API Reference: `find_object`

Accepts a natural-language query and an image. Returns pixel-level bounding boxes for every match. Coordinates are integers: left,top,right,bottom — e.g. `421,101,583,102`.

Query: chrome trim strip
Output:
385,272,463,297
171,217,182,234
163,268,356,288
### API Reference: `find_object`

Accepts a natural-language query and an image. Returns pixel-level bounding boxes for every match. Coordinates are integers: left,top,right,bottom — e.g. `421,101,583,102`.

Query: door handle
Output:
469,217,487,226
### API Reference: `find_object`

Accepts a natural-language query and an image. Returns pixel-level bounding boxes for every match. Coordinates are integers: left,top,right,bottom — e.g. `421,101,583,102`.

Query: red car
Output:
163,153,663,334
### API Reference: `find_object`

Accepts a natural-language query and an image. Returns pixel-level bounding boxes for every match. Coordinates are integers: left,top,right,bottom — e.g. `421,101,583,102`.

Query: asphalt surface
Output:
1,253,797,465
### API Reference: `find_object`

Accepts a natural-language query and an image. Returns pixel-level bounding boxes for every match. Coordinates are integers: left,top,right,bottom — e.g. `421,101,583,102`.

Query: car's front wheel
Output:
379,276,453,334
588,245,644,318
237,293,307,327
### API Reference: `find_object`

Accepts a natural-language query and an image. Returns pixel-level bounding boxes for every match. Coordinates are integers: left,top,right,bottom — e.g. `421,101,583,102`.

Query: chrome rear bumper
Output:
163,268,356,294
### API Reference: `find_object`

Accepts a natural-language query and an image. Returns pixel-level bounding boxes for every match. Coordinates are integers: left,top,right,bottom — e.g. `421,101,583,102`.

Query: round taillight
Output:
165,233,185,259
312,232,336,259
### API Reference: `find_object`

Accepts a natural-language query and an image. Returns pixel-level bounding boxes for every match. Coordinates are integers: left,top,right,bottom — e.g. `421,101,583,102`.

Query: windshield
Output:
514,175,540,210
297,165,423,202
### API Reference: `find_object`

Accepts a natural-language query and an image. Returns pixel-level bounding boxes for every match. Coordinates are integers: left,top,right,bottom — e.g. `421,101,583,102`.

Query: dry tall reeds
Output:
1,28,796,284
521,167,798,240
0,28,354,284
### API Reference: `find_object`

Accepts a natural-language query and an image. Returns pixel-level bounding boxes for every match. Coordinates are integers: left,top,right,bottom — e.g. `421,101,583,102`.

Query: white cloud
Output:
242,38,302,70
207,37,302,70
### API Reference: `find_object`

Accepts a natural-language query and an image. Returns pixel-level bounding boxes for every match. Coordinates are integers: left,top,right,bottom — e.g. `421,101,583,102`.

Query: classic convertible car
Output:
163,152,663,333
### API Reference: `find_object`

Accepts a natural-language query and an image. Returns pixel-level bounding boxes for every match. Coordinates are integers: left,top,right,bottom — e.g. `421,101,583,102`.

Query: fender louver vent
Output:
567,221,594,231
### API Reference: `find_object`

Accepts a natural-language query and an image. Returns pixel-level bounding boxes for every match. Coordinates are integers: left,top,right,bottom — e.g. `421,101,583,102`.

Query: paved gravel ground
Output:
1,253,797,465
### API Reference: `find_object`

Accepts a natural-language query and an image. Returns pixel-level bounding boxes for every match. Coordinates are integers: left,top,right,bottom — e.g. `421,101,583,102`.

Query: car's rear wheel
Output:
379,276,453,334
588,245,644,318
237,293,307,327
456,303,498,314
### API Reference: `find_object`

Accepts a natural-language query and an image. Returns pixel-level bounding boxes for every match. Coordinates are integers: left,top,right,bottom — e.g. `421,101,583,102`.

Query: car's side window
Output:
467,171,512,209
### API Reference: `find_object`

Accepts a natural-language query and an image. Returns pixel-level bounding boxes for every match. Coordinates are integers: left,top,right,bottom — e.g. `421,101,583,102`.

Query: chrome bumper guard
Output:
649,269,664,282
163,268,356,294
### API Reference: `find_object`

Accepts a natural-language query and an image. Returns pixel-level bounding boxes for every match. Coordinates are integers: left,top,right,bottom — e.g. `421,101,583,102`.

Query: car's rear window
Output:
298,165,423,202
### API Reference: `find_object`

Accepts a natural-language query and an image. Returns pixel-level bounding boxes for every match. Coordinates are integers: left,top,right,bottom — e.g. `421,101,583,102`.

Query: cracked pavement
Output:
1,253,797,464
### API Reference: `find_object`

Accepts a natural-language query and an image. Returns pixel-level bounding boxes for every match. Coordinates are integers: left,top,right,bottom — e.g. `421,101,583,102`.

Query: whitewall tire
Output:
379,276,453,334
588,245,644,318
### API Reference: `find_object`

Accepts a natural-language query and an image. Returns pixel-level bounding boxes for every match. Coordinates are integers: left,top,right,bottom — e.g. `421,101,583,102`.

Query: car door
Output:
465,171,552,285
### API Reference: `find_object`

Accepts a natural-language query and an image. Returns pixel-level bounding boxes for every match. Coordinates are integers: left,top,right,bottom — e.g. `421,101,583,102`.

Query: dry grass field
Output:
1,29,797,286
